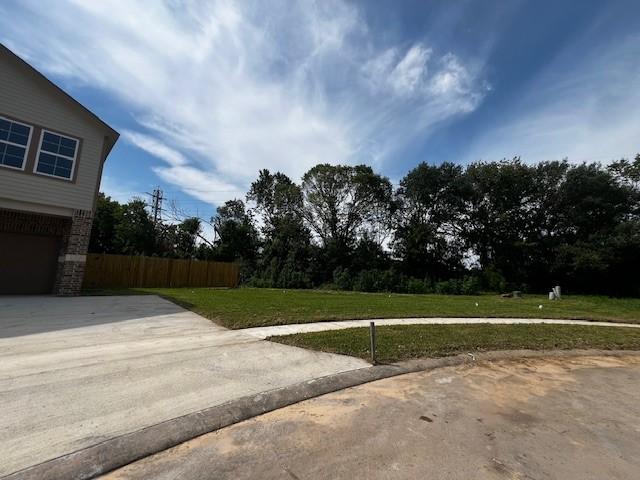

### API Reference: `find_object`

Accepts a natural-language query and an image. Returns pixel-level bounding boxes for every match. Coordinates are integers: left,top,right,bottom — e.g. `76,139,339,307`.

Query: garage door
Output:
0,232,60,294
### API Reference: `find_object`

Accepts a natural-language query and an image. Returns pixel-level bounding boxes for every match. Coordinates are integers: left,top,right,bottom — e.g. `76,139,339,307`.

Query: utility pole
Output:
150,187,163,224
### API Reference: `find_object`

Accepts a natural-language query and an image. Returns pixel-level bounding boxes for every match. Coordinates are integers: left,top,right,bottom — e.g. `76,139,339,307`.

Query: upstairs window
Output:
35,130,79,180
0,116,32,170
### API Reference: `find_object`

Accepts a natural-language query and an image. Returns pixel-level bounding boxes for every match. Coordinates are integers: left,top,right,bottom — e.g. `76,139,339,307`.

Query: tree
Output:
301,164,394,280
248,169,304,233
518,160,571,289
301,164,394,247
608,154,640,216
248,170,312,287
212,199,259,271
461,159,576,290
174,217,201,258
90,195,156,255
393,162,470,280
463,158,541,287
89,193,122,253
553,220,640,296
609,154,640,190
88,156,640,295
557,163,634,240
114,198,157,255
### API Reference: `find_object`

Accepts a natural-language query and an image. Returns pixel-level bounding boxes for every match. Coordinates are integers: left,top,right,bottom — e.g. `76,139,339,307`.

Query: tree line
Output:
90,155,640,296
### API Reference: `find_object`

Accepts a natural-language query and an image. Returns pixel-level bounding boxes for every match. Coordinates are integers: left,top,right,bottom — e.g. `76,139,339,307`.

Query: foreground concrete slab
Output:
104,354,640,480
0,295,367,478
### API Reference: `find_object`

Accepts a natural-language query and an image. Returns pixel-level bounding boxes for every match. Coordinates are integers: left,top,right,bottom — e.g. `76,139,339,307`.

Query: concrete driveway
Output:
104,354,640,480
0,295,367,477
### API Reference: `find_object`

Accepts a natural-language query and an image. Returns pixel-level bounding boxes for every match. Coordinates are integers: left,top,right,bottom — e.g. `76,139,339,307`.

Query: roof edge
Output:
1,43,120,145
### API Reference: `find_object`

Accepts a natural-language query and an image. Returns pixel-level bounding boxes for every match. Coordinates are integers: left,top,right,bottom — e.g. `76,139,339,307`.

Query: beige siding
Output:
0,53,107,214
0,197,73,217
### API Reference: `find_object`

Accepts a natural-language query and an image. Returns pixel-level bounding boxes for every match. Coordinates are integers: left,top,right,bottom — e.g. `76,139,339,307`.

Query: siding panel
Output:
0,53,106,212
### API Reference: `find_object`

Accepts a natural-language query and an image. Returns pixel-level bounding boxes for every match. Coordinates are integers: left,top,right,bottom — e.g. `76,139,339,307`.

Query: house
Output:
0,44,119,295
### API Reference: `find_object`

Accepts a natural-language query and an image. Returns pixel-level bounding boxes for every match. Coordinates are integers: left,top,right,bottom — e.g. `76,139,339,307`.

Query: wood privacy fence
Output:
83,254,240,289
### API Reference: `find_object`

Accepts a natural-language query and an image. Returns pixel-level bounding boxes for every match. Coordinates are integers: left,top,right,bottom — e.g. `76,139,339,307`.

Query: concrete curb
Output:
5,349,639,480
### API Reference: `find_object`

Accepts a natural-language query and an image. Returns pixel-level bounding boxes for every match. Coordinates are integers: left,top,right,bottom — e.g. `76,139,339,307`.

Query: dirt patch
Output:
103,354,640,480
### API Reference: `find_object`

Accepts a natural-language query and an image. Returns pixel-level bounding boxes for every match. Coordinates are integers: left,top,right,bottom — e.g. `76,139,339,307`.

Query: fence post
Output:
370,321,377,365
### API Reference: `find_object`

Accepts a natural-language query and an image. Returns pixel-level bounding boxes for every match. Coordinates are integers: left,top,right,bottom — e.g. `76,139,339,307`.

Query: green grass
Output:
270,324,640,363
85,287,640,329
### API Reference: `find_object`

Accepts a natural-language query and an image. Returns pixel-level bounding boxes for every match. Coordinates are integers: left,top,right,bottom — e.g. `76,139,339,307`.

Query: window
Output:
0,116,32,170
35,130,78,180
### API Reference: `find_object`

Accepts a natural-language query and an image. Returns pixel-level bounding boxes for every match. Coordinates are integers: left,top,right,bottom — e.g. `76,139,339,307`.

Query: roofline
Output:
1,43,119,161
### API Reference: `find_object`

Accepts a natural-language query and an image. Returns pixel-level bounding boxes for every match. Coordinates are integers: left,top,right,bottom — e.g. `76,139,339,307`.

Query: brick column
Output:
54,209,94,296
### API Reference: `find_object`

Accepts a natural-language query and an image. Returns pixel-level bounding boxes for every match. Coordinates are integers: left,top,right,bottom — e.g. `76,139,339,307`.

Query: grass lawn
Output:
270,324,640,363
86,287,640,329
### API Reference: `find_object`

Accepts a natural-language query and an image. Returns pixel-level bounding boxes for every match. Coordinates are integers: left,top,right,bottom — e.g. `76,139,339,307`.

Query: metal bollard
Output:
370,321,377,365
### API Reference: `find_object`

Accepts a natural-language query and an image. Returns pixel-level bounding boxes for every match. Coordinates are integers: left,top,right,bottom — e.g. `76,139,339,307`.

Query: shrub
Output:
278,270,312,289
482,267,507,293
352,270,381,292
333,267,354,291
247,261,312,289
433,276,481,295
333,269,410,293
435,279,462,295
406,277,430,294
245,276,269,288
461,275,481,295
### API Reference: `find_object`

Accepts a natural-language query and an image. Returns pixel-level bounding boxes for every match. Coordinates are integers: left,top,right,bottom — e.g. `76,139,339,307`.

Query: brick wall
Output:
54,209,94,296
0,208,69,236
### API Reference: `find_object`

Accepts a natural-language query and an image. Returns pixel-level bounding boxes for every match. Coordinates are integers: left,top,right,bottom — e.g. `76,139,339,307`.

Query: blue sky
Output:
1,0,639,222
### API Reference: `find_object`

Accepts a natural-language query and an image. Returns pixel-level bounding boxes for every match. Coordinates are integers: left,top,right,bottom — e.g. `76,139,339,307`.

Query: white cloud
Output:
388,45,432,95
361,45,485,107
121,130,245,204
122,131,188,167
431,55,471,95
152,165,245,205
464,34,640,164
0,0,487,205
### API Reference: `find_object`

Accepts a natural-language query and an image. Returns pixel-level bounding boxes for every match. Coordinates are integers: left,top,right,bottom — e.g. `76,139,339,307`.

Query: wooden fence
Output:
83,254,240,289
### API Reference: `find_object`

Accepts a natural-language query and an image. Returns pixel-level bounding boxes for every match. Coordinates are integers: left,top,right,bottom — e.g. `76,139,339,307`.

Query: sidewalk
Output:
240,317,640,339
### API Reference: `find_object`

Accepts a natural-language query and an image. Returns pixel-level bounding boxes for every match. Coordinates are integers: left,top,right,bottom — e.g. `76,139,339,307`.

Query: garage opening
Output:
0,232,61,294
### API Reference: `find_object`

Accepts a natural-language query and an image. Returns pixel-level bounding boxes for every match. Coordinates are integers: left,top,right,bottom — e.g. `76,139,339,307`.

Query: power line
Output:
156,186,245,194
